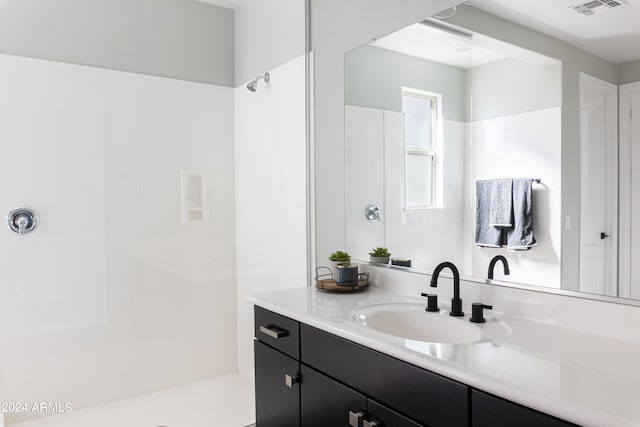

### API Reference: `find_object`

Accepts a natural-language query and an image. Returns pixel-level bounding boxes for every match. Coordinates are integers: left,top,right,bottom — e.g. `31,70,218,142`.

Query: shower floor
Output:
9,374,255,427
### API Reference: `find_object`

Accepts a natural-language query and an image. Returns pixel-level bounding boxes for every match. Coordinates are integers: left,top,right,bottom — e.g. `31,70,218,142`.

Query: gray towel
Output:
489,178,513,227
507,178,537,250
475,180,503,248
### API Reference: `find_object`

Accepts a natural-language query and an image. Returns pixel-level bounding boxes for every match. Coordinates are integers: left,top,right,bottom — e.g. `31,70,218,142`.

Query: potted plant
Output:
369,247,391,264
329,250,351,276
329,250,351,265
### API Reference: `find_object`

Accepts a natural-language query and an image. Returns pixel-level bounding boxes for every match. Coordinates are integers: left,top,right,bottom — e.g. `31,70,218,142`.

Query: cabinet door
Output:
368,400,423,427
255,341,300,427
472,390,579,427
301,365,367,427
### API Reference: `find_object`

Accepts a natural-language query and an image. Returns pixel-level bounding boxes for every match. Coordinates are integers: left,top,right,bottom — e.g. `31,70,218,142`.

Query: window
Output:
402,88,443,208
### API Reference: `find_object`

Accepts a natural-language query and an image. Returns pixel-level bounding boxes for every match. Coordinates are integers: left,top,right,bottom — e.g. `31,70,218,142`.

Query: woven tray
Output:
315,266,369,292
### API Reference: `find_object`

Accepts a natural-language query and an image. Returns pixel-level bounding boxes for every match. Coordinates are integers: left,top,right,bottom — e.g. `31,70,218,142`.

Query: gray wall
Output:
234,0,306,86
471,59,562,121
345,45,467,121
620,59,640,85
0,0,234,86
311,0,464,268
345,46,562,124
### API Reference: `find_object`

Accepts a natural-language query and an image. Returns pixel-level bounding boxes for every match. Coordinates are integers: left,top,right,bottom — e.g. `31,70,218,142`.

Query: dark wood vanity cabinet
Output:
254,306,579,427
471,390,579,427
301,365,422,427
301,324,466,427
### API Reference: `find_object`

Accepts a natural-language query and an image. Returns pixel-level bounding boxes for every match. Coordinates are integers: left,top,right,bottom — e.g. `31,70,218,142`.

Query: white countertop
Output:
248,286,640,427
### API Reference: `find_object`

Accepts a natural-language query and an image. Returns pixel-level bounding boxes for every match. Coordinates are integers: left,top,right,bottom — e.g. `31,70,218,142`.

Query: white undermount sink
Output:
351,302,484,344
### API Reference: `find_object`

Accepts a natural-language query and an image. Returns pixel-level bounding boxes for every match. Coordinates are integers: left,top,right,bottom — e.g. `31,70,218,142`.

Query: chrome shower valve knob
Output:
7,208,38,235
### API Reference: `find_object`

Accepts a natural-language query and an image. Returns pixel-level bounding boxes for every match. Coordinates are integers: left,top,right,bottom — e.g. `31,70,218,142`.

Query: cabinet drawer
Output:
472,390,579,427
301,324,468,427
255,306,300,359
368,400,423,427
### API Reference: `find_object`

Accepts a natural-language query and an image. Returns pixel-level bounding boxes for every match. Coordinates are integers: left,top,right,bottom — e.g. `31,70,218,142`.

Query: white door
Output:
620,82,640,299
579,73,618,296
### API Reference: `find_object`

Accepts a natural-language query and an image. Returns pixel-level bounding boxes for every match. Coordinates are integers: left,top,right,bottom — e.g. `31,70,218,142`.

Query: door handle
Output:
601,232,610,239
259,324,289,339
364,420,383,427
349,410,366,427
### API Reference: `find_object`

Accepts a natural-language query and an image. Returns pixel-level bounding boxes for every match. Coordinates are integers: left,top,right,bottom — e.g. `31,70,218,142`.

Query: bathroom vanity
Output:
249,285,640,427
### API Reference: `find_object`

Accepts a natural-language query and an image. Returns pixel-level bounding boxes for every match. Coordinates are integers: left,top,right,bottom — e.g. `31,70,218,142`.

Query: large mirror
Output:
316,0,640,303
345,18,562,290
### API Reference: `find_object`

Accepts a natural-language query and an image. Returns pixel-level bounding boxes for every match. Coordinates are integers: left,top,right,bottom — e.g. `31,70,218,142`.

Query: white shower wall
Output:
0,54,237,423
235,54,308,381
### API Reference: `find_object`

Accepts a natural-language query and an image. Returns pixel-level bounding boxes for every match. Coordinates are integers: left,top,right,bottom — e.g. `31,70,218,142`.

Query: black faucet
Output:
488,255,510,280
430,262,464,317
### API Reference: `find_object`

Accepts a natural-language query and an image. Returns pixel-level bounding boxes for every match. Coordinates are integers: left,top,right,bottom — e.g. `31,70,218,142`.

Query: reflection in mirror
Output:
345,18,562,289
339,1,640,302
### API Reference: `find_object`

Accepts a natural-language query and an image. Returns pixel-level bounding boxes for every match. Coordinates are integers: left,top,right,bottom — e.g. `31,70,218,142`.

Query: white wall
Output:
345,106,466,269
235,54,307,381
445,4,617,292
0,54,237,423
312,0,464,269
466,108,562,287
386,119,466,270
464,50,562,287
345,106,385,261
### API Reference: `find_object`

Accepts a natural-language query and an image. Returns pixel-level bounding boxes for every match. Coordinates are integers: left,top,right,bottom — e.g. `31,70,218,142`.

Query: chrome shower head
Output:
247,72,270,92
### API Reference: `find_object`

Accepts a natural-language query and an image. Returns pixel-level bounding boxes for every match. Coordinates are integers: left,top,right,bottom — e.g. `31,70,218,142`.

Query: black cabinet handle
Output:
363,420,383,427
601,232,610,239
284,373,300,388
259,324,289,339
349,410,366,427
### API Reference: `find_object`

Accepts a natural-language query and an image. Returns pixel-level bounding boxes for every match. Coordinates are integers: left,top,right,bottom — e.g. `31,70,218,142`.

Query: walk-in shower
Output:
0,0,308,424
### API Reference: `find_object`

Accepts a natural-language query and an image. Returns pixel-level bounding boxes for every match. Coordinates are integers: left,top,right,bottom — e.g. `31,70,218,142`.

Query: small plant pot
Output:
329,260,351,276
335,264,359,286
370,256,390,264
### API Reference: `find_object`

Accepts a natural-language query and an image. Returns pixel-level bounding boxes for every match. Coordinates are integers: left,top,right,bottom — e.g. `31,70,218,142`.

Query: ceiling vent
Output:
570,0,628,16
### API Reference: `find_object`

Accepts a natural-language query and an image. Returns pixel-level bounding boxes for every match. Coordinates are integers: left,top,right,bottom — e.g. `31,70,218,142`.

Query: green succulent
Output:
369,247,391,257
329,250,351,262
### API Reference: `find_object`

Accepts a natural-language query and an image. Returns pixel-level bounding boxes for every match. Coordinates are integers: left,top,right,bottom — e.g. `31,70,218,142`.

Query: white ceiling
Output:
467,0,640,64
372,23,505,69
371,22,560,70
196,0,244,10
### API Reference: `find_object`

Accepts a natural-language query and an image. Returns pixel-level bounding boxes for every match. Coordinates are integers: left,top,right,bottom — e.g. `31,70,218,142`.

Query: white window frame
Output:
401,87,444,209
